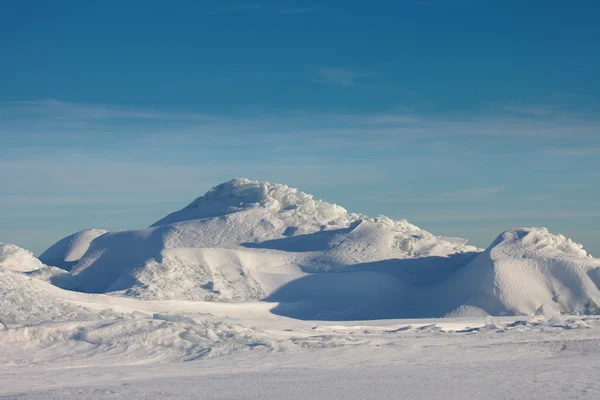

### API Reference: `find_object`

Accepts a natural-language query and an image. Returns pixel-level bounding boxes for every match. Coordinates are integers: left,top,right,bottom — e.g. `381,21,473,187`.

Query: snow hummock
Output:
0,243,45,272
39,229,108,271
455,227,600,317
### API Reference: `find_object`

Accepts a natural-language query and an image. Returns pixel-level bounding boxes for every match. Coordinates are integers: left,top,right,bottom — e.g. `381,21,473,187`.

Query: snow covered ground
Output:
2,302,600,399
1,273,600,399
2,178,600,398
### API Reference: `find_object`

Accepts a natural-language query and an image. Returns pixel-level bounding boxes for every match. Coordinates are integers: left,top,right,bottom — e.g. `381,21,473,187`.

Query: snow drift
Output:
39,229,107,271
5,178,600,319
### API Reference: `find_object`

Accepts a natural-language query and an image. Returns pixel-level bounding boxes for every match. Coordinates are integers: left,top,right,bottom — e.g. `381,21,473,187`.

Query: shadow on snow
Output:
259,248,480,320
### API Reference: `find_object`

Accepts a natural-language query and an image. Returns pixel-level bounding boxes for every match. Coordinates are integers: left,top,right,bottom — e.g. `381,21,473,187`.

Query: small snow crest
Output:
496,227,590,258
152,178,350,227
0,243,45,272
191,178,348,219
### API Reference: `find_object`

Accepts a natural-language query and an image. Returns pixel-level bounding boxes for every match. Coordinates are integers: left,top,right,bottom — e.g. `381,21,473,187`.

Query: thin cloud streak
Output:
310,67,375,87
274,7,316,15
205,4,315,16
411,210,600,222
3,100,600,155
1,99,217,121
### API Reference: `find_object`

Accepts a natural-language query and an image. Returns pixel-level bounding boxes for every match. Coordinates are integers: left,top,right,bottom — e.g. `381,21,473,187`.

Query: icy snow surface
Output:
2,178,600,398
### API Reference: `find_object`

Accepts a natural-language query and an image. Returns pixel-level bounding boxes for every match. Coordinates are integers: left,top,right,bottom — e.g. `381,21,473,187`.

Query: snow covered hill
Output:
2,178,600,320
65,179,477,305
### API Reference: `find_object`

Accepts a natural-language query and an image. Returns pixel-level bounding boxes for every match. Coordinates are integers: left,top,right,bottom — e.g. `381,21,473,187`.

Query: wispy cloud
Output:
311,67,375,87
205,3,265,15
354,186,508,204
410,209,600,222
502,104,566,117
548,183,591,190
542,147,600,157
206,3,315,16
1,99,216,121
426,185,506,201
3,99,600,158
274,7,315,15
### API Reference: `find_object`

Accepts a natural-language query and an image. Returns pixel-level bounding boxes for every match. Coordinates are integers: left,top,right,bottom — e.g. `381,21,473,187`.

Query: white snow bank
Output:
39,229,107,271
0,243,45,272
455,227,600,316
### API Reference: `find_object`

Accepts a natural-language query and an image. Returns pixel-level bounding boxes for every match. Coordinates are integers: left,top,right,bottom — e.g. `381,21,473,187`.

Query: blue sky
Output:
1,0,599,256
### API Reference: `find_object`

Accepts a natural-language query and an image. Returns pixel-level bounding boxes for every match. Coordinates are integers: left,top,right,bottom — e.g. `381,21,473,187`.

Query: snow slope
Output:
39,229,107,271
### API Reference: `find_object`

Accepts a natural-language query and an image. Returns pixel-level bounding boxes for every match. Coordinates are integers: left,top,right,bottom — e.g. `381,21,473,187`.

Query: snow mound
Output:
0,243,45,272
16,179,600,319
455,228,600,316
152,178,356,232
68,179,476,301
39,229,108,271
